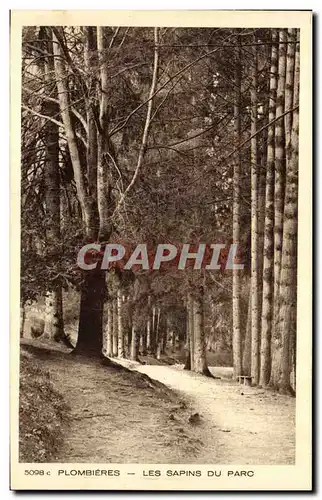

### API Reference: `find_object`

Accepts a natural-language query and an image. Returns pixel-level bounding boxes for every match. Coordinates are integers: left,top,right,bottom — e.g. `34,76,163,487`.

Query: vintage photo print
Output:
10,10,312,491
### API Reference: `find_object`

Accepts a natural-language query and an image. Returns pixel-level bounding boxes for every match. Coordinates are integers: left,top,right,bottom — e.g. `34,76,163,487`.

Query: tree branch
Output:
23,86,88,134
22,105,88,149
223,105,299,162
109,29,248,138
22,104,63,128
111,27,160,217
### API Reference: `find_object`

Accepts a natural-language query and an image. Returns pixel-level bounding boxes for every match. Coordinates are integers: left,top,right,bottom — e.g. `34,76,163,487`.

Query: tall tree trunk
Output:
127,302,133,357
171,325,176,352
257,50,270,329
291,297,297,391
277,31,299,396
112,298,118,357
75,273,107,356
117,288,125,358
257,131,267,328
209,297,216,353
53,28,106,355
52,28,93,237
250,39,260,386
270,29,287,387
156,308,162,360
42,28,64,342
242,289,252,376
161,316,169,354
146,317,152,354
105,301,113,357
140,325,148,356
259,30,278,387
130,317,140,361
232,34,242,379
20,302,26,338
284,29,297,152
97,27,113,241
151,305,157,357
184,293,194,370
74,268,105,356
184,325,191,369
84,27,99,233
193,292,212,376
146,295,152,353
43,289,64,341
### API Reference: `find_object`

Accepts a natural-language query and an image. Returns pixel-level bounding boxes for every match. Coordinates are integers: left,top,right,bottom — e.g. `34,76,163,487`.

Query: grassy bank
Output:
19,349,70,462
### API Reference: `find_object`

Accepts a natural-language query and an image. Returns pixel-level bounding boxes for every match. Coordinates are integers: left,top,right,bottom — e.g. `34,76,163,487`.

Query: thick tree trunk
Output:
242,290,252,376
257,143,266,328
192,293,212,376
250,40,260,386
259,30,278,387
42,29,65,342
53,29,94,237
284,29,297,152
74,268,105,356
97,27,114,241
257,65,269,328
277,32,299,396
53,28,106,356
43,289,64,341
84,27,99,233
274,28,287,307
270,29,287,387
105,301,113,357
232,35,242,379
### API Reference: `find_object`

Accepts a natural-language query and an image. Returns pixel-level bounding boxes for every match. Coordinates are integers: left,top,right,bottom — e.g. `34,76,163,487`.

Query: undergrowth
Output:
19,350,70,462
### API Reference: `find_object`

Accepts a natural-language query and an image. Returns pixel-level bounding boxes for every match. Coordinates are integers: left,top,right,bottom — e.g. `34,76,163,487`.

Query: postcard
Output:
10,9,312,491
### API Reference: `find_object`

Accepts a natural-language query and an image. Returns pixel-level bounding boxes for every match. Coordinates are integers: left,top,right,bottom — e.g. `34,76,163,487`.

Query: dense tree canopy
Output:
21,26,299,393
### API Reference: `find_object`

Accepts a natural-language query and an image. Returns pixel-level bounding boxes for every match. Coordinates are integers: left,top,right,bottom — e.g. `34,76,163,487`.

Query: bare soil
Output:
20,340,206,463
20,340,295,464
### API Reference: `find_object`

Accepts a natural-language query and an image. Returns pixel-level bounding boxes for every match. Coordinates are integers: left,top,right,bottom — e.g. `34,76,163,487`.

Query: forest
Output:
20,25,299,399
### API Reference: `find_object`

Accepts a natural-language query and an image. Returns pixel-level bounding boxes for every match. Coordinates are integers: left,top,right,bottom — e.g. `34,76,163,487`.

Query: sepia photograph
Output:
10,10,312,491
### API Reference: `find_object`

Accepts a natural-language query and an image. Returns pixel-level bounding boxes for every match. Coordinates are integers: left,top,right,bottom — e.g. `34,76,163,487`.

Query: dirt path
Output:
113,359,296,465
20,341,295,465
20,341,207,464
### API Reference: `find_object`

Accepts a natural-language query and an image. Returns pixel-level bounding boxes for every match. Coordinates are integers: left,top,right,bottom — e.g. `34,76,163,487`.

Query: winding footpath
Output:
114,359,296,465
21,340,295,465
